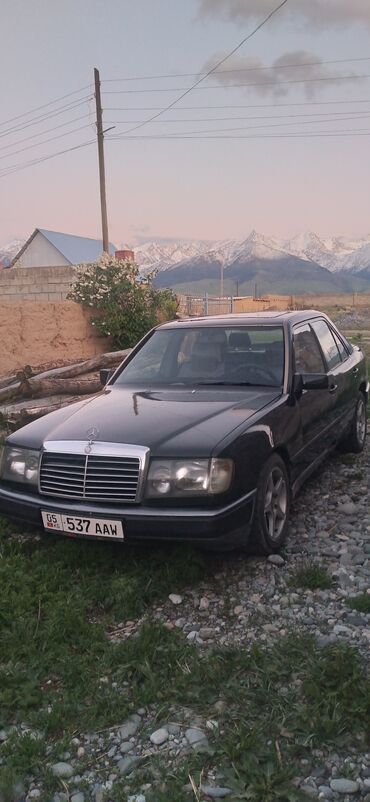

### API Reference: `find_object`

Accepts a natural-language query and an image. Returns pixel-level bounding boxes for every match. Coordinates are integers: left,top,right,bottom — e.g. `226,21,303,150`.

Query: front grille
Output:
40,452,141,502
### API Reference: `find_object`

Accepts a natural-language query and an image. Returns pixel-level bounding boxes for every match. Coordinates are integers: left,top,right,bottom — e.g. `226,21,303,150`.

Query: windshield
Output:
115,325,285,388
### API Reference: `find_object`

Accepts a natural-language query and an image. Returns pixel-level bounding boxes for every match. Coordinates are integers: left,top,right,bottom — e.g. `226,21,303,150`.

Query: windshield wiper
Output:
195,381,272,387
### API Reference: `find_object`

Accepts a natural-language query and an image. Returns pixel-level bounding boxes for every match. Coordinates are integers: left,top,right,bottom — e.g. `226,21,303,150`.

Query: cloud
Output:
201,50,365,98
198,0,370,29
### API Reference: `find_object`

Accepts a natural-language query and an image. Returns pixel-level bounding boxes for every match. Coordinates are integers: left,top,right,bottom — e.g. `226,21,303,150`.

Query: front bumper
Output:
0,484,256,549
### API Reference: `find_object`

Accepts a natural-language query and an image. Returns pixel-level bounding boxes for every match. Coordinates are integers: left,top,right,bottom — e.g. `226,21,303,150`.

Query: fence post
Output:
204,292,209,315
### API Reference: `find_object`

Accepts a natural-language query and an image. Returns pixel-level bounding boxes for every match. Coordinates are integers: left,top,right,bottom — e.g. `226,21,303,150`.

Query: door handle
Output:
352,367,359,375
329,384,338,394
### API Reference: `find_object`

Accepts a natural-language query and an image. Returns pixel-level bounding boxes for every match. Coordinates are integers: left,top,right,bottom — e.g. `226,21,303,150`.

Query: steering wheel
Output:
228,362,278,384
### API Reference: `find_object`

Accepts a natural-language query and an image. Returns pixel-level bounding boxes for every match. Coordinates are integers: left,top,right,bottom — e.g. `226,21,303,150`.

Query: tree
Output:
68,255,178,349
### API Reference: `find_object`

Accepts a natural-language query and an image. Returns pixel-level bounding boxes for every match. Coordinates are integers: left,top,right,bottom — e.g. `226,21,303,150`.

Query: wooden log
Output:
0,366,32,389
0,394,82,416
0,381,23,404
0,373,18,390
0,349,131,404
26,349,131,383
19,375,103,399
1,395,87,429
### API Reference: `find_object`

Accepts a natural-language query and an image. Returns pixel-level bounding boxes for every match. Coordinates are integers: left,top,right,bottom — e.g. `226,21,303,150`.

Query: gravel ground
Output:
1,435,369,802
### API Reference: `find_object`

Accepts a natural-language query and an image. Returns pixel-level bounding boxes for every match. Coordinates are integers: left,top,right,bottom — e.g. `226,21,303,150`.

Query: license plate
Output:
41,511,124,540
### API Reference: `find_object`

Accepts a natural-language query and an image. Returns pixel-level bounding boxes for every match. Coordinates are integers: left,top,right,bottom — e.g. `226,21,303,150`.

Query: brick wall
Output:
0,265,76,301
0,301,111,374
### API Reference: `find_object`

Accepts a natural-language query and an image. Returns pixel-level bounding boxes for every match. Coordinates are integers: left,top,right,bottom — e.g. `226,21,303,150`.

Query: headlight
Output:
146,458,233,497
0,447,40,487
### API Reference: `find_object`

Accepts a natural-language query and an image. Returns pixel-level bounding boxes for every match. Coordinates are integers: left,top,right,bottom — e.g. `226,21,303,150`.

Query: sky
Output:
1,0,370,247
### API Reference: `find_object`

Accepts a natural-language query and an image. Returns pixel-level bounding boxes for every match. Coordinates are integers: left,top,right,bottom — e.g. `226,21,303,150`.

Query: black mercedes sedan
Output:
0,311,367,554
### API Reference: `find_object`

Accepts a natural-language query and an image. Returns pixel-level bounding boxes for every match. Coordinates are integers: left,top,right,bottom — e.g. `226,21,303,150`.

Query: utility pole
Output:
220,263,224,298
94,67,109,253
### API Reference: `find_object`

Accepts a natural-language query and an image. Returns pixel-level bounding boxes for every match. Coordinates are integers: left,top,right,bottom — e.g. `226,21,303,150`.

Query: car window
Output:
293,324,326,374
115,325,285,387
311,319,341,370
331,329,349,362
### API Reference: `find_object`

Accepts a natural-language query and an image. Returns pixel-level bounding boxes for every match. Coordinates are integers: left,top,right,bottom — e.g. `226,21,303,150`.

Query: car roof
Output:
158,310,330,329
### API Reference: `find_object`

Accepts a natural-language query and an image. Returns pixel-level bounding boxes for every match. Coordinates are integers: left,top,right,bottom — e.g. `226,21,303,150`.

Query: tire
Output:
248,453,291,555
340,392,367,454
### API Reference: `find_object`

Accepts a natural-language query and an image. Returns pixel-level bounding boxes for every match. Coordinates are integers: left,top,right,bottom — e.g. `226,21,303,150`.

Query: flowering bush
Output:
68,255,178,349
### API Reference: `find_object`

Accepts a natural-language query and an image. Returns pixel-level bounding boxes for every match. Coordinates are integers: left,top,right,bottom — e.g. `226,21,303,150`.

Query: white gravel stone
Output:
330,778,359,794
51,762,74,779
168,594,183,605
199,787,232,798
185,727,208,746
267,554,285,566
118,714,141,740
149,727,169,746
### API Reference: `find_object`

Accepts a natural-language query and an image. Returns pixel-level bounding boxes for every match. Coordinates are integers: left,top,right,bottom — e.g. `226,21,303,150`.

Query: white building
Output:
11,228,116,268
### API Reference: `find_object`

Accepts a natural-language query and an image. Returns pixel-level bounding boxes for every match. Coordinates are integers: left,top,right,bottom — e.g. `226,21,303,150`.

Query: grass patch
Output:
288,563,333,590
0,520,207,733
1,522,369,801
347,593,370,614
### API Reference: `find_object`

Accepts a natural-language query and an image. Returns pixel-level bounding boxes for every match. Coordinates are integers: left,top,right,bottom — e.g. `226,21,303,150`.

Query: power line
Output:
117,0,289,136
0,96,93,140
102,56,370,83
0,84,92,129
0,113,92,152
104,98,370,111
0,138,96,179
0,123,93,161
103,74,370,95
109,115,370,140
106,128,370,140
106,110,370,125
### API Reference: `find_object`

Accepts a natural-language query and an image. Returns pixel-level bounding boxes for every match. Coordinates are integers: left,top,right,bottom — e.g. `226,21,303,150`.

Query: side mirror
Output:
301,373,329,391
100,368,114,387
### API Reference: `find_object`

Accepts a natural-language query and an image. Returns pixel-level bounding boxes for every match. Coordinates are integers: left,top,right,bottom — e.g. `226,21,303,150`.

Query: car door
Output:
292,322,335,471
310,318,352,442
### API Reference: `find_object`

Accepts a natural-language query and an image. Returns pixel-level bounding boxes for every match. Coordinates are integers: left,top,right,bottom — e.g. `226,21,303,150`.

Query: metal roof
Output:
38,229,116,264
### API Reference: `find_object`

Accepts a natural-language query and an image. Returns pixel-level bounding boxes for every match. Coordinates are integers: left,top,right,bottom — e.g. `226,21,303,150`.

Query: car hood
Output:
8,386,281,457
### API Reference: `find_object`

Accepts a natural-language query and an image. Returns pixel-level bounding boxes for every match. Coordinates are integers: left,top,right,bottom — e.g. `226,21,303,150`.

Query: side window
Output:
311,320,341,370
332,330,349,362
293,324,326,374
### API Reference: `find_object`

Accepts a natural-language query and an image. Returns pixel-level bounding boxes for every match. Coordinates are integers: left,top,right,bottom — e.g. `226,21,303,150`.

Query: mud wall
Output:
0,301,111,374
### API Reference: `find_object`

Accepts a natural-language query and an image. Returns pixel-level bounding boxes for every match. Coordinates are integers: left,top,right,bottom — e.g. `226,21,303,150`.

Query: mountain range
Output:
136,231,370,295
2,231,370,294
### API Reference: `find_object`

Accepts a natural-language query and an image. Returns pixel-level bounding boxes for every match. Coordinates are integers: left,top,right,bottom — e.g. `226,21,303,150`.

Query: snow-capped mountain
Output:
283,231,370,273
135,230,370,276
2,230,370,284
135,241,212,272
0,238,25,267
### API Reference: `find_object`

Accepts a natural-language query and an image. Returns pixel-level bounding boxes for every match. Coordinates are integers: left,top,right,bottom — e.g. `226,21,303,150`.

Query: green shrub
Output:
68,255,178,349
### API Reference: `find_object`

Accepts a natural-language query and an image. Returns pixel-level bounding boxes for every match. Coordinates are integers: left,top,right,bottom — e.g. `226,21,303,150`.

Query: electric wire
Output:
115,0,289,136
106,128,370,140
0,113,92,152
0,84,92,129
0,138,96,179
102,56,370,82
105,110,370,125
104,98,370,111
103,74,370,95
0,96,94,140
108,115,370,140
0,123,94,161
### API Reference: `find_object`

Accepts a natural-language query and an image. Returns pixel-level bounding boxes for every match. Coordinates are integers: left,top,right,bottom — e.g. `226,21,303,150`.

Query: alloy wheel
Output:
264,466,288,541
356,399,366,446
